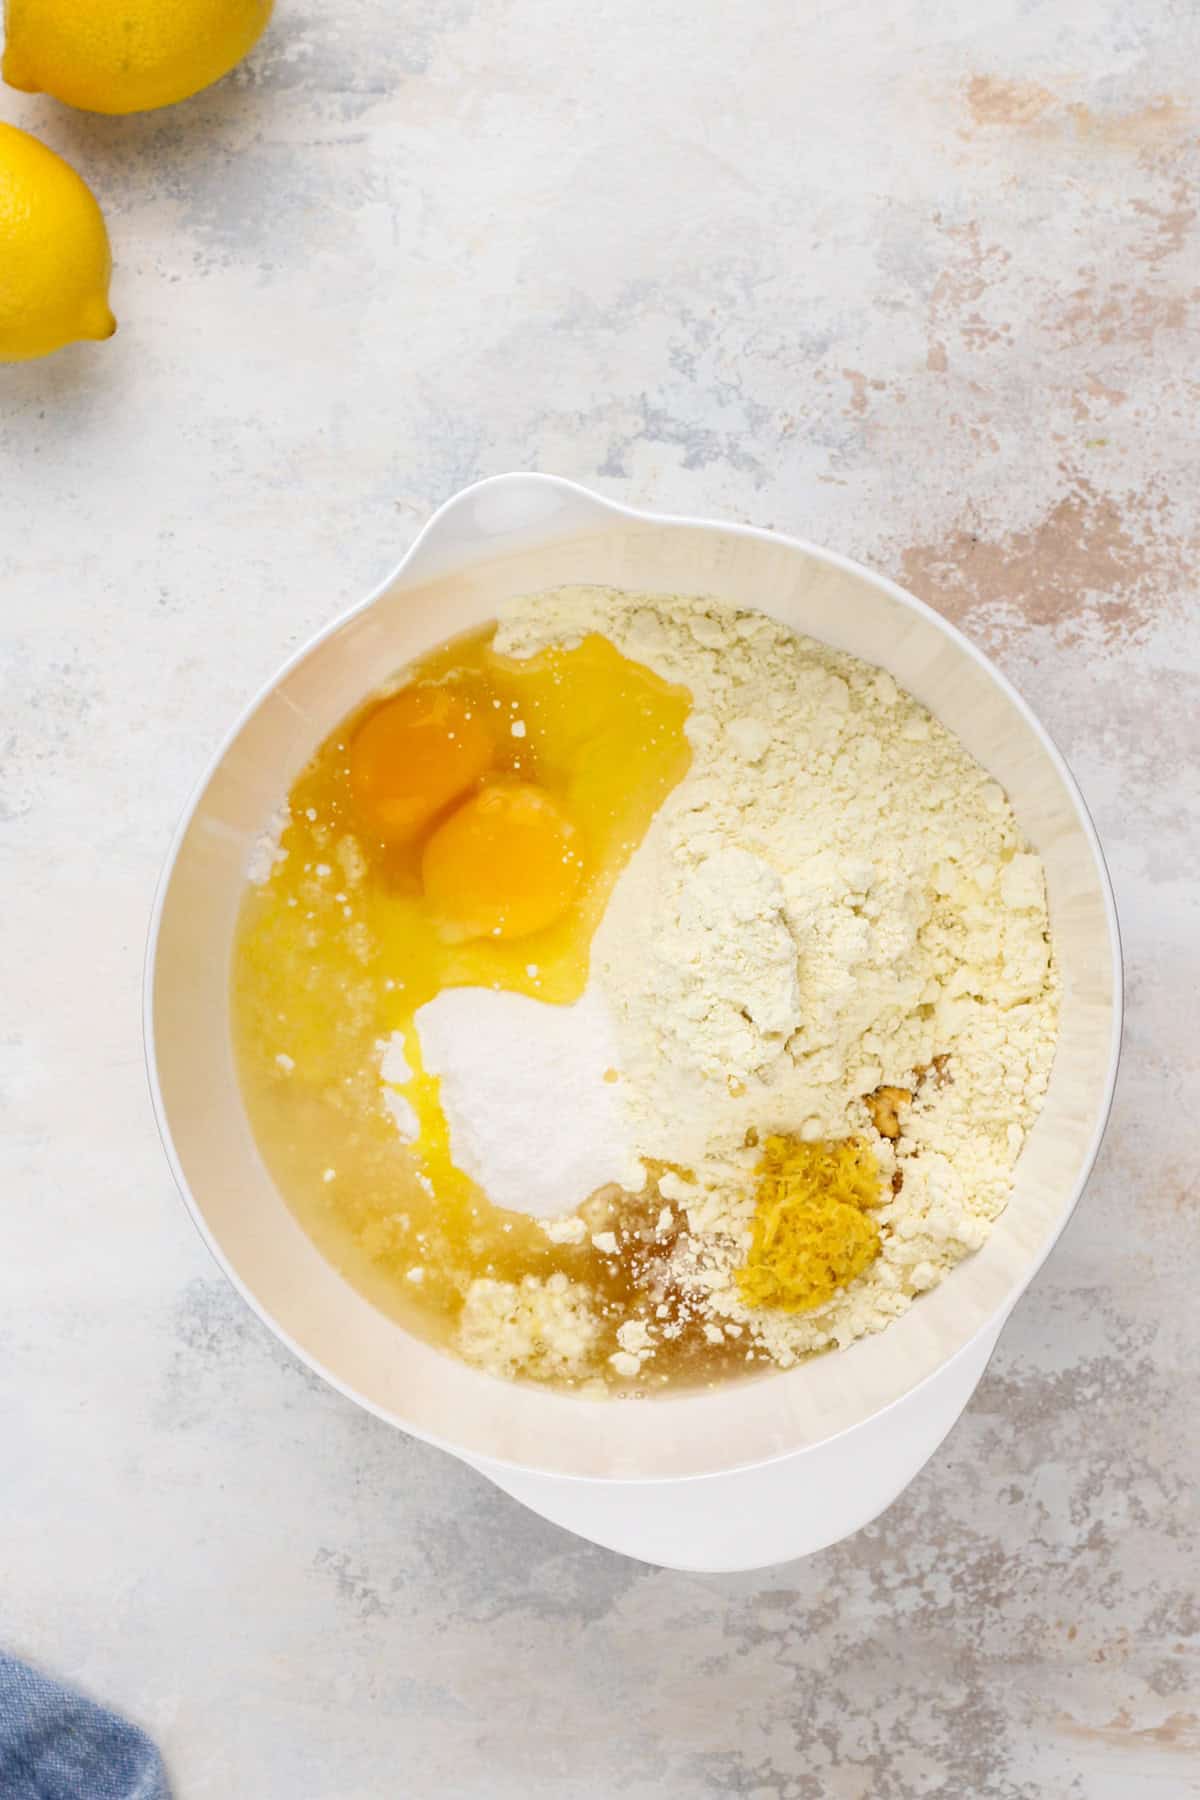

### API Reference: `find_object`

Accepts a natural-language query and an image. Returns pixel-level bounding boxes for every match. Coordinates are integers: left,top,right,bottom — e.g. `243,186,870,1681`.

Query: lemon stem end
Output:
81,301,117,342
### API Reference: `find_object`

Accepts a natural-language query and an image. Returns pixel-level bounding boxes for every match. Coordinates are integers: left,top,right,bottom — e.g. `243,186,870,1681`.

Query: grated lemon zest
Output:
736,1134,884,1313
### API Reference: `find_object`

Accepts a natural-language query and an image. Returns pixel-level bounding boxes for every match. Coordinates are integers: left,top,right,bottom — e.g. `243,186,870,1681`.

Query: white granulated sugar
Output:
380,1085,419,1140
378,1032,412,1085
495,586,1061,1366
413,984,642,1218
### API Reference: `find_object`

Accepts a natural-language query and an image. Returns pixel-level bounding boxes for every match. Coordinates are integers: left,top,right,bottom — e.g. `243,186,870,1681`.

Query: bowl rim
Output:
143,472,1124,1481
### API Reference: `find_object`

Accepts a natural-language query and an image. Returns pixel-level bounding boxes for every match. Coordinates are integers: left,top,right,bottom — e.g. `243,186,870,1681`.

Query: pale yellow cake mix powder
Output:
457,588,1060,1379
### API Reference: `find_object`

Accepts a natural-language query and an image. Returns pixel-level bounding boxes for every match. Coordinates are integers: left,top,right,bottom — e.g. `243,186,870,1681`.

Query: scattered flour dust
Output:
458,1271,602,1383
247,804,290,884
464,586,1062,1377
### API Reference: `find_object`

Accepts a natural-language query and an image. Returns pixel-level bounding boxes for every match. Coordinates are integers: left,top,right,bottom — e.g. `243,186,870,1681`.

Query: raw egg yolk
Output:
348,687,493,843
421,782,583,941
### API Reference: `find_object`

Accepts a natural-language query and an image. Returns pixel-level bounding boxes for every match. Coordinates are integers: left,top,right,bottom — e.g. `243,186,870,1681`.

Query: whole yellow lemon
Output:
2,0,274,115
0,122,115,361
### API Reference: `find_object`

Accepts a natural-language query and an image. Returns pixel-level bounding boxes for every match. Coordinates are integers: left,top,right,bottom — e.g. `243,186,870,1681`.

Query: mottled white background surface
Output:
2,0,1198,1794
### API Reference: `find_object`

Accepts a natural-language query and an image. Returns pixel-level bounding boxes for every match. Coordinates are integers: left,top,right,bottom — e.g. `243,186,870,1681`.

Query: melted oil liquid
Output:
232,623,765,1390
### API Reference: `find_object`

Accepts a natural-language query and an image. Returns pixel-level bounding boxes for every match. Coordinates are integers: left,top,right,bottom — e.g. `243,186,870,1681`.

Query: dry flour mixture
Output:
481,588,1060,1373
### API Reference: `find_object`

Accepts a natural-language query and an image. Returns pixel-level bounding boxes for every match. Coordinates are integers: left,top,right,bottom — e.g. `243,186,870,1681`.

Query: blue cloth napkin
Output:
0,1653,171,1799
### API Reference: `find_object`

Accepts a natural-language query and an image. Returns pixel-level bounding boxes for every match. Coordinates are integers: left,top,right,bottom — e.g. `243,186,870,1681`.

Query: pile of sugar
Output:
481,587,1061,1376
409,985,640,1216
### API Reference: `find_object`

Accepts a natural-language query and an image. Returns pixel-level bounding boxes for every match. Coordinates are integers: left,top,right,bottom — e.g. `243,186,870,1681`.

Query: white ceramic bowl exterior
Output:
145,475,1121,1570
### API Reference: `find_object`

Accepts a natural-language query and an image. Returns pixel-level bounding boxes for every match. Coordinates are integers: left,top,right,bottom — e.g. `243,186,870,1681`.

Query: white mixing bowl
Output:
145,474,1122,1571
